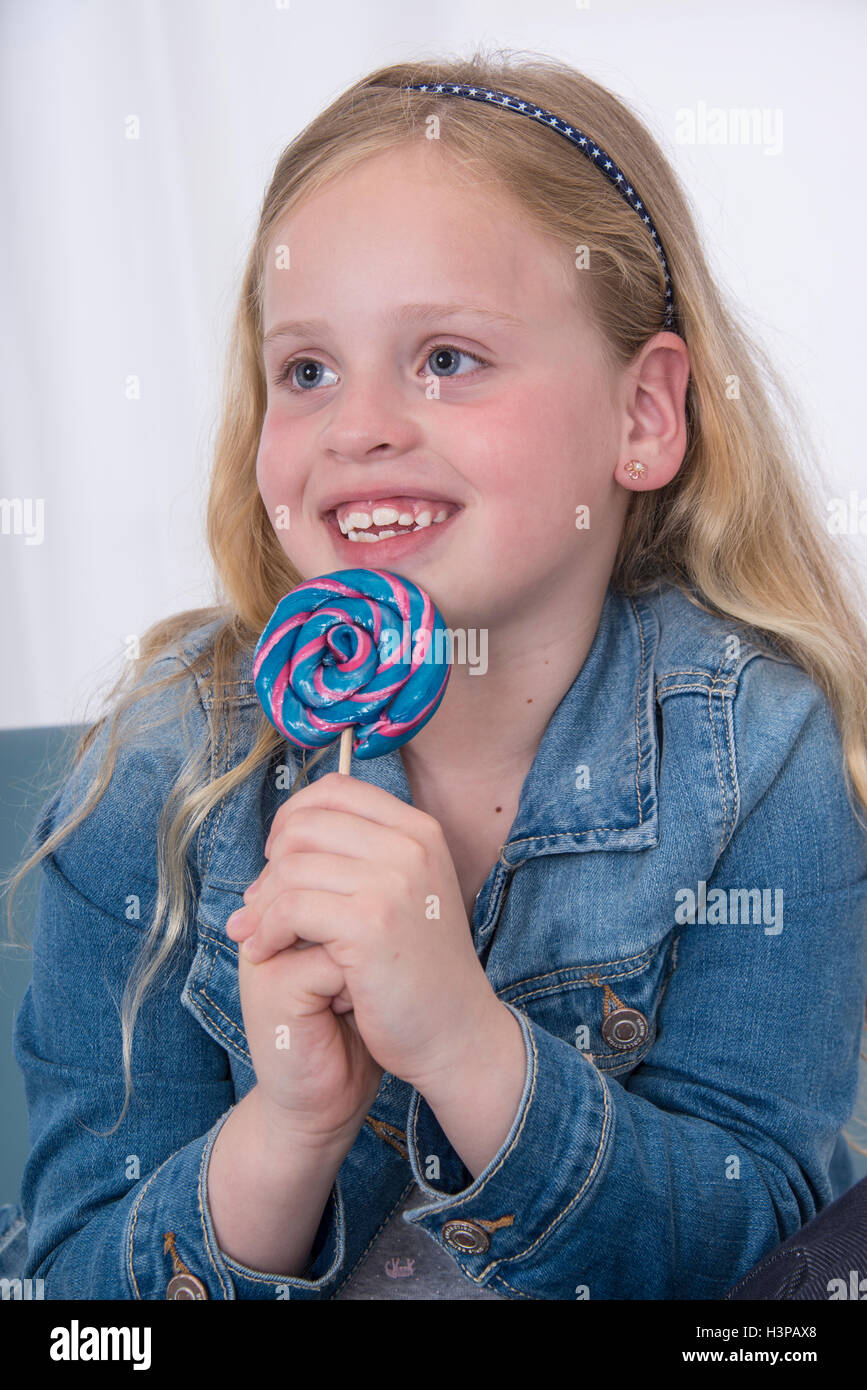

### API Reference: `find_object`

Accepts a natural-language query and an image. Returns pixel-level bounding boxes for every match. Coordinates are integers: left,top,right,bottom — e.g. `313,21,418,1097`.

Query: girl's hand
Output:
226,771,496,1093
234,925,384,1147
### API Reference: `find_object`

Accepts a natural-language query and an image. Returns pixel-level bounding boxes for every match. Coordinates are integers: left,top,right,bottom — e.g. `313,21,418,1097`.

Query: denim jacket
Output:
12,580,867,1300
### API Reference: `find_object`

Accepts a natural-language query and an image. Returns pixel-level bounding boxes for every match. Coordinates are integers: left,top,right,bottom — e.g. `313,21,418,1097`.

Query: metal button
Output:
442,1219,491,1254
601,1007,648,1051
166,1272,208,1299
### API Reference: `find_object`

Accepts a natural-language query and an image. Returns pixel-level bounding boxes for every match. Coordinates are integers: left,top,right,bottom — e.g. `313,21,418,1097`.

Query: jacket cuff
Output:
126,1107,346,1299
402,1002,611,1289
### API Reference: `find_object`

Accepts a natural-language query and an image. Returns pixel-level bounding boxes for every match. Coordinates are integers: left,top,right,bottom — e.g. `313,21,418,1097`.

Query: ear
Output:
615,332,690,491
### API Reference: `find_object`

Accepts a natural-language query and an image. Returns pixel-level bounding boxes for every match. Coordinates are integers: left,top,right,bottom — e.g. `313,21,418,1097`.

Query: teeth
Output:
335,499,458,542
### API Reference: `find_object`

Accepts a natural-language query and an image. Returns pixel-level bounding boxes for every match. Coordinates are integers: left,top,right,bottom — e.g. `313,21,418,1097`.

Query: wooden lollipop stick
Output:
338,727,353,775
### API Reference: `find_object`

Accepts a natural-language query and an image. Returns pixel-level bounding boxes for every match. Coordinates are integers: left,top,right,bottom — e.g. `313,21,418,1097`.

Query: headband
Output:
400,82,675,331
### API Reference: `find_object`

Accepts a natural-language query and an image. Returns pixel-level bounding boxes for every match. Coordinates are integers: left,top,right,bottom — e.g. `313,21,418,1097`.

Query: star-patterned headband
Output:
400,81,676,331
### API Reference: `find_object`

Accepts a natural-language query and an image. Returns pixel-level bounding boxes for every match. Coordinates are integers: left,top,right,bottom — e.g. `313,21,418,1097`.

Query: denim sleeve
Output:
12,657,345,1300
402,656,867,1299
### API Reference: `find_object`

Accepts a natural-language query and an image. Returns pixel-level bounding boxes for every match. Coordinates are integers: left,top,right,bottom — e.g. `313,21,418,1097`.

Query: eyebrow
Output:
262,302,524,348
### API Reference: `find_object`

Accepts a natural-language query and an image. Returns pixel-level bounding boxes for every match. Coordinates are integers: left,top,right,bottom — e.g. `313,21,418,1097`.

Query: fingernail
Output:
242,936,259,960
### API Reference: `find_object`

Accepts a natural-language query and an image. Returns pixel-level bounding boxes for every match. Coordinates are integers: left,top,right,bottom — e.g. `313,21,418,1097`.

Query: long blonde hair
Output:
5,45,867,1149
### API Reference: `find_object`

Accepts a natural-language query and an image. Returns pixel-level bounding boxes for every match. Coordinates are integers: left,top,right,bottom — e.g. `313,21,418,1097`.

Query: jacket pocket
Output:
496,931,679,1077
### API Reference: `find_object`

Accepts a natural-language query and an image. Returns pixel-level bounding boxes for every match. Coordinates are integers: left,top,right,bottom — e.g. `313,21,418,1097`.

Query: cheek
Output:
255,410,297,508
459,379,607,540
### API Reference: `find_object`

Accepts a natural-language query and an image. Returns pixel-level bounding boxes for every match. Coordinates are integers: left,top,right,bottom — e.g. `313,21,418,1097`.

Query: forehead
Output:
260,143,576,325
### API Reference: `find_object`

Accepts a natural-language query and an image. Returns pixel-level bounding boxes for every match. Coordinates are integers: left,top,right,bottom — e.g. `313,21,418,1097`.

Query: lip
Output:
318,488,460,515
323,506,461,556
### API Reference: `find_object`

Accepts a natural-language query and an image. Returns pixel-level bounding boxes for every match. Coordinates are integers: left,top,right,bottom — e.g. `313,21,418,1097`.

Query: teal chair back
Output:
1,725,87,1206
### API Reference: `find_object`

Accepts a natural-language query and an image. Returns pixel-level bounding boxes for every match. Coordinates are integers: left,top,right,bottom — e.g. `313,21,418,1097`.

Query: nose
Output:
317,360,423,461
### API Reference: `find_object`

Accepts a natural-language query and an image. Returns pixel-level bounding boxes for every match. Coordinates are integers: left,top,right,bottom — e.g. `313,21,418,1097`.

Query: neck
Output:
399,581,608,791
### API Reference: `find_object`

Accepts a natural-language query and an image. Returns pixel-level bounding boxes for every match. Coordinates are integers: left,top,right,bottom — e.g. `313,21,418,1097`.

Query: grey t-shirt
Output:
333,1183,507,1300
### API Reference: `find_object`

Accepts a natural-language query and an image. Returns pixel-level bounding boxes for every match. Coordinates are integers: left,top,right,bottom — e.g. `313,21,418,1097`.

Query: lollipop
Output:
252,569,451,774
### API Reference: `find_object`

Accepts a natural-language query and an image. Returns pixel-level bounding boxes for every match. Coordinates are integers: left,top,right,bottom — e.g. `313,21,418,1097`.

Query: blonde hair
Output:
4,45,866,1151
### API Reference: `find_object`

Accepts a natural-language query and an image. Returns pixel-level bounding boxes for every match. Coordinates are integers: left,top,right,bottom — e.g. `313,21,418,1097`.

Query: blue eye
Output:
275,358,338,390
425,345,487,377
272,343,488,392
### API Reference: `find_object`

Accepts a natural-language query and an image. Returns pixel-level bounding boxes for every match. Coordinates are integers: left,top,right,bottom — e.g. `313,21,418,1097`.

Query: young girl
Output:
7,50,867,1302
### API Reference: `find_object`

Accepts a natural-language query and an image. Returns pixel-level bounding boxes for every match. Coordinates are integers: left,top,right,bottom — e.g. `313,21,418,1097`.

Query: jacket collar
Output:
241,585,661,865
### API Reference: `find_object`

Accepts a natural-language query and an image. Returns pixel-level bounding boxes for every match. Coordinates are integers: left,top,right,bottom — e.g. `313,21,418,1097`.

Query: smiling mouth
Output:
324,496,462,544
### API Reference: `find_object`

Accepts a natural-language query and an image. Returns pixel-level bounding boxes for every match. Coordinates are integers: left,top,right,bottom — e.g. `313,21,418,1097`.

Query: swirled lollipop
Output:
252,569,451,771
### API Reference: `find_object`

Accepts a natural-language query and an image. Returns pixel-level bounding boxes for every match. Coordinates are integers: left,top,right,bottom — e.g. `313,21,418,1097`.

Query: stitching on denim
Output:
202,941,218,991
185,970,251,1062
501,824,652,855
489,1272,539,1298
704,684,730,859
198,985,249,1050
196,1128,230,1297
201,733,231,878
127,1133,230,1299
658,681,736,695
127,1165,158,1299
486,863,510,918
627,597,648,824
190,936,250,1057
501,948,657,1003
658,668,738,683
710,686,738,852
505,962,652,1007
408,1022,611,1279
592,1032,655,1070
193,1000,251,1063
200,942,247,1035
482,1045,612,1272
409,1021,538,1200
718,685,741,855
197,922,240,955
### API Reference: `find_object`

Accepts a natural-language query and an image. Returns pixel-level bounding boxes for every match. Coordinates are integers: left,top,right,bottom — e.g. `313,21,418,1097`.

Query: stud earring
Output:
624,459,647,480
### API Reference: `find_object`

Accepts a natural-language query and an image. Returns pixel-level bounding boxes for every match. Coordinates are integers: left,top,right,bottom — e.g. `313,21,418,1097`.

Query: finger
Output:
240,939,347,1017
227,850,363,944
241,887,357,963
264,806,411,870
265,770,435,854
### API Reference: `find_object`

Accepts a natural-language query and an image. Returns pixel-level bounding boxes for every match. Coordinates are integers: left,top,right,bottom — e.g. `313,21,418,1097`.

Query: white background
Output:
2,0,865,730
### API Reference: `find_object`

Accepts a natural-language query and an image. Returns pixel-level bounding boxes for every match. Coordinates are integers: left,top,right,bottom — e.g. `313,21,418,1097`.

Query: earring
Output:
624,459,647,480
